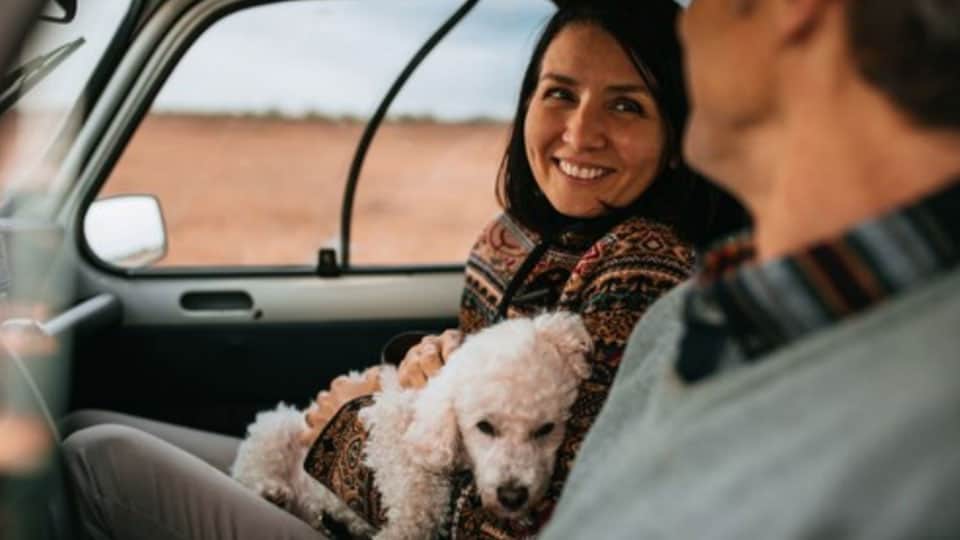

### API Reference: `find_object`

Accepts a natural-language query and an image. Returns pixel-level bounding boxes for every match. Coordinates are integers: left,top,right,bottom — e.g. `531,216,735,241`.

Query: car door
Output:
0,2,147,538
4,0,558,437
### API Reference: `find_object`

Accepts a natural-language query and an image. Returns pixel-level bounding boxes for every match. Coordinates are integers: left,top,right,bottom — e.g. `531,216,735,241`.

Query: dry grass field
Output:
2,113,511,267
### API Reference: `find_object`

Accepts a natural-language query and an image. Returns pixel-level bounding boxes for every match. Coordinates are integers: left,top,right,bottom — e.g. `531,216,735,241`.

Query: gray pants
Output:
61,410,327,540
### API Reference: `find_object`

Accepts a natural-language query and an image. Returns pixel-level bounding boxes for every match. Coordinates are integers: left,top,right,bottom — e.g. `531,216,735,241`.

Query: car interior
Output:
0,0,564,537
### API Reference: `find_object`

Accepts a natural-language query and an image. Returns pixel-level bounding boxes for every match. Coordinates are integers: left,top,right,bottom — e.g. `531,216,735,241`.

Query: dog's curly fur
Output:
231,312,592,539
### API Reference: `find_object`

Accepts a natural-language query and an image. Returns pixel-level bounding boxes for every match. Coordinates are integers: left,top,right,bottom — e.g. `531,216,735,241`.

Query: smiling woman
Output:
497,1,730,245
524,23,665,218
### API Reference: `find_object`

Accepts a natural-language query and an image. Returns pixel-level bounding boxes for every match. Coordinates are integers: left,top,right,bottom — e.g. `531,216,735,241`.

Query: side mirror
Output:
83,195,167,269
39,0,78,24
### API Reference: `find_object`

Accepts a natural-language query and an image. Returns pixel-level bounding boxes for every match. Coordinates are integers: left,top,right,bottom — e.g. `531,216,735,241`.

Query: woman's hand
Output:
300,365,381,446
397,329,463,389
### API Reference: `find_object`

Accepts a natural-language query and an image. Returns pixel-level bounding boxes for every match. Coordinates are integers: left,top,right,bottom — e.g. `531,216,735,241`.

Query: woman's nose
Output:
562,103,606,151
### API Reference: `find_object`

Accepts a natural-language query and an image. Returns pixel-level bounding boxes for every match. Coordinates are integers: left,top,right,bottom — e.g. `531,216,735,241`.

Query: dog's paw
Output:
299,498,326,529
260,483,294,510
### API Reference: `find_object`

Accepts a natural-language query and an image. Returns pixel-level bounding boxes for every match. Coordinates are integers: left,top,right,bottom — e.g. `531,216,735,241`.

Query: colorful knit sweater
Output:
305,212,695,538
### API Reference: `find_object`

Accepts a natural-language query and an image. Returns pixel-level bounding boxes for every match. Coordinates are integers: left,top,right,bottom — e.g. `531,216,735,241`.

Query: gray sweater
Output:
542,268,960,539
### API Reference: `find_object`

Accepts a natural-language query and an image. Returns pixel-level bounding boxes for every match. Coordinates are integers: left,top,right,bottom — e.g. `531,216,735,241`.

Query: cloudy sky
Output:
21,0,558,122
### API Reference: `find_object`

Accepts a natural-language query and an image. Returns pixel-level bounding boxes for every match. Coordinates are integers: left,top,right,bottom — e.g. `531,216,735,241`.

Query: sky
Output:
19,0,558,122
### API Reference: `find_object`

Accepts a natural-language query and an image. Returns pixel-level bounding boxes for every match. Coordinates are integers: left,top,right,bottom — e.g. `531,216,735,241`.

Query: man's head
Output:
847,0,960,128
678,0,960,193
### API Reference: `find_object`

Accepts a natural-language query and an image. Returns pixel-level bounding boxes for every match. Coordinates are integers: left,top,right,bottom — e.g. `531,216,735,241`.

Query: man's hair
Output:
848,0,960,128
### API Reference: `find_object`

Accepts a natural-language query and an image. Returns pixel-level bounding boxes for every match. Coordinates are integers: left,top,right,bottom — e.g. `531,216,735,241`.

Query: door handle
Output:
180,291,254,312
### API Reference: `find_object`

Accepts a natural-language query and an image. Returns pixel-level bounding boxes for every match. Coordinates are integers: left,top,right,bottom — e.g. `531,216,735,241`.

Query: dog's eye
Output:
476,420,497,436
532,423,555,439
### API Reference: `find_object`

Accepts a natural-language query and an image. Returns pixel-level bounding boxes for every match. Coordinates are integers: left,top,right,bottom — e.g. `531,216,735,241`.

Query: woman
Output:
61,2,746,539
302,1,744,538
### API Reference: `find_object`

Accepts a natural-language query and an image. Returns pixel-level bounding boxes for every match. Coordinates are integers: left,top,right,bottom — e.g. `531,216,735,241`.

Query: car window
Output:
350,0,555,267
0,0,132,212
87,0,555,270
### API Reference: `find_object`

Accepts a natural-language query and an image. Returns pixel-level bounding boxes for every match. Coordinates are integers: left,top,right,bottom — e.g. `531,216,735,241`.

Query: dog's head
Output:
403,311,592,518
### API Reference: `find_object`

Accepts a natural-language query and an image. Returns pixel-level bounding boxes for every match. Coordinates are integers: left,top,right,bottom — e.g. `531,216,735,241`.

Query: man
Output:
542,0,960,537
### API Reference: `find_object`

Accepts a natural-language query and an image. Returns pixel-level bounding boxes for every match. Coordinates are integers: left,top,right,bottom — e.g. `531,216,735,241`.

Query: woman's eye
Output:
543,87,575,102
611,98,644,115
532,422,555,439
477,420,497,436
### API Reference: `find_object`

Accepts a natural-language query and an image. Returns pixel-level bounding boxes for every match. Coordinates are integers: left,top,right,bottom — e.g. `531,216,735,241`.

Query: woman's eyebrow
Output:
606,83,650,94
541,72,578,85
540,72,649,95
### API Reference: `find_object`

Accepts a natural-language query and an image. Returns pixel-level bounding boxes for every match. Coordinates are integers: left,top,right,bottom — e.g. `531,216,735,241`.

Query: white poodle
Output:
231,311,592,539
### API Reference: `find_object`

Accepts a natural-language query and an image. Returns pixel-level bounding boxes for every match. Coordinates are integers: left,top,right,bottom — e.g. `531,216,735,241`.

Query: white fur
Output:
232,312,592,539
231,375,375,537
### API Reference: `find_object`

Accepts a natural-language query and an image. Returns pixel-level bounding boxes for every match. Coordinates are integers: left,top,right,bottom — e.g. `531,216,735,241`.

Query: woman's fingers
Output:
439,329,463,361
358,366,382,394
316,399,338,418
420,334,441,348
299,426,321,446
330,372,378,403
398,367,428,389
301,366,385,446
301,327,463,441
305,392,337,425
329,375,354,401
395,330,462,389
301,391,341,445
419,343,444,377
398,344,433,389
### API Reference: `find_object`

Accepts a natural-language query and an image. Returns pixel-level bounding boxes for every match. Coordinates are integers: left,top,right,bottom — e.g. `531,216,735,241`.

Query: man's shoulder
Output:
771,263,960,372
556,282,692,490
546,268,960,539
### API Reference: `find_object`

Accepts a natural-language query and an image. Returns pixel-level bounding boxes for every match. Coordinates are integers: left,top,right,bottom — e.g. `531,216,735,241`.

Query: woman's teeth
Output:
558,159,608,180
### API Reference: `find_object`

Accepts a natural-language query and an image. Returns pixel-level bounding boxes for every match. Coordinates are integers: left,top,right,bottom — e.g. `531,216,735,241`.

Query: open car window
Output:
85,0,556,271
351,0,556,266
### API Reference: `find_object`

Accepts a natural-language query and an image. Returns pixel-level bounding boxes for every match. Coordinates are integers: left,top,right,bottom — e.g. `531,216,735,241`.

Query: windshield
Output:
0,0,131,213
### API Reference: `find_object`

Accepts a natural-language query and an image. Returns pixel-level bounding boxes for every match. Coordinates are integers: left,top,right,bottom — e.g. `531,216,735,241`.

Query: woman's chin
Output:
552,204,605,220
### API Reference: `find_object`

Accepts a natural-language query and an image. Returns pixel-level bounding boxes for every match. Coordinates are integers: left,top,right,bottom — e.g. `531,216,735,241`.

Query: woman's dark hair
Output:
497,0,748,248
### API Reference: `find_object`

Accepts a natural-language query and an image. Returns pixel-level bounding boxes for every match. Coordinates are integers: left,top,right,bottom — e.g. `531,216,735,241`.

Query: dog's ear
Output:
402,371,462,473
533,311,593,380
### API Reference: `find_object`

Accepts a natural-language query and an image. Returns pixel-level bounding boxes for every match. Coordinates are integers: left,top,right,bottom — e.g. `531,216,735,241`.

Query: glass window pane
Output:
94,0,453,267
351,0,556,266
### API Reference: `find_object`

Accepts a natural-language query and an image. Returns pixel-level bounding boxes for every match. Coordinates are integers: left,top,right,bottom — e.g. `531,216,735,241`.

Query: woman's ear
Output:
402,371,462,473
533,311,593,381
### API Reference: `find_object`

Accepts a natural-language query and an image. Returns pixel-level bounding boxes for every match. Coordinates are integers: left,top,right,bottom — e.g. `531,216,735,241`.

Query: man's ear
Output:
776,0,835,42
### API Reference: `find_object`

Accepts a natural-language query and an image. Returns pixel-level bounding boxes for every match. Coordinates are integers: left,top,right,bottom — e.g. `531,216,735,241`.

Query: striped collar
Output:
676,180,960,383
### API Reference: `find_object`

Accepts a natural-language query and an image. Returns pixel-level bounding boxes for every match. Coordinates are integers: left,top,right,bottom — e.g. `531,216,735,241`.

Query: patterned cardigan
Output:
305,212,695,538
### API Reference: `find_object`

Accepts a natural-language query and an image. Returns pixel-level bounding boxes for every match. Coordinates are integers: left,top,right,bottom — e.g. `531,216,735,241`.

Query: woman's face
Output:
524,23,665,219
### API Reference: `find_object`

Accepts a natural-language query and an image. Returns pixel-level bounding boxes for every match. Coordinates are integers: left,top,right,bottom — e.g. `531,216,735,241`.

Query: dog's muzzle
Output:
496,484,529,511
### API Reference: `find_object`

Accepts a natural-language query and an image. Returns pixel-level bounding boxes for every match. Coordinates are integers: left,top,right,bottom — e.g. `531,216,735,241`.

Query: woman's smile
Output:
552,157,616,182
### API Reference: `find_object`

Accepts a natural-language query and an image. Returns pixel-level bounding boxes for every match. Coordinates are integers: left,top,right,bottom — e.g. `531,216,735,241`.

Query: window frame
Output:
75,0,488,279
0,0,145,216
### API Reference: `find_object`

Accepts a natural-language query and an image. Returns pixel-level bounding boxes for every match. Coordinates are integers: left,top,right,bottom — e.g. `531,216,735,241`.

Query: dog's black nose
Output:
496,485,529,511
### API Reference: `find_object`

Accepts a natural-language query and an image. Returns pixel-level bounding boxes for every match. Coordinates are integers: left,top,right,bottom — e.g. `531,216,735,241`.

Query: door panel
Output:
69,266,462,436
